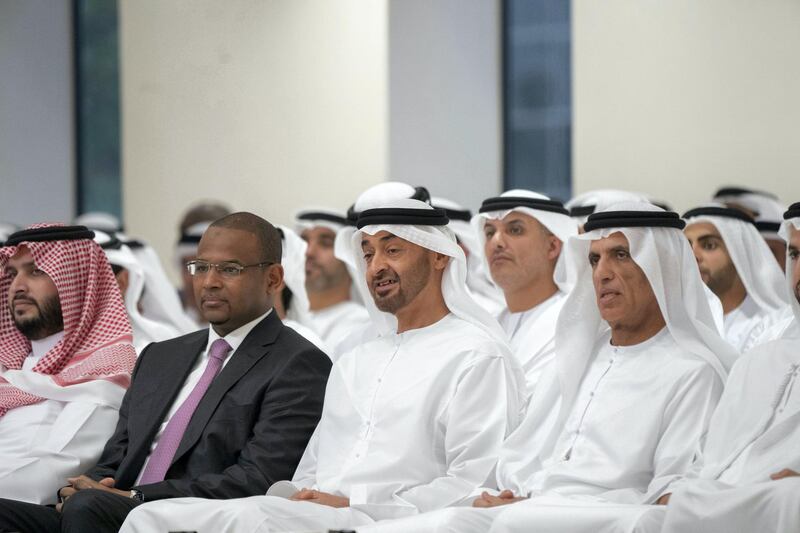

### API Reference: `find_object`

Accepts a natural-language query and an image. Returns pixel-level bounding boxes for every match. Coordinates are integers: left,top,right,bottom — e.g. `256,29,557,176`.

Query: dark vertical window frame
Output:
501,0,572,202
72,0,122,220
71,1,82,219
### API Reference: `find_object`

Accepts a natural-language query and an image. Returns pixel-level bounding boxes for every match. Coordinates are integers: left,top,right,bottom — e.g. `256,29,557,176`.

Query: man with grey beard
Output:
294,209,368,356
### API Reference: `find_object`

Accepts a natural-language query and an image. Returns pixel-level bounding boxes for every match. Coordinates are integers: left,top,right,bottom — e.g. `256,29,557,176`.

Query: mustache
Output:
490,252,513,261
11,295,38,306
371,272,399,285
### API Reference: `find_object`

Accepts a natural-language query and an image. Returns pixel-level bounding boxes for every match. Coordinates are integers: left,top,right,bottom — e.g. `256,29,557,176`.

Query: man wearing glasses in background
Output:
0,212,331,533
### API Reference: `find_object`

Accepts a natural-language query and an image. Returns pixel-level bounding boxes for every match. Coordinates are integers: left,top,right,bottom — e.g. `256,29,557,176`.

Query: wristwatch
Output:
130,489,145,502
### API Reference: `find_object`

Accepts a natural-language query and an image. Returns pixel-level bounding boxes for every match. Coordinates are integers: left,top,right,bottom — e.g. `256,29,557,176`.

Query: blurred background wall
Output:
119,0,388,271
572,0,800,211
0,0,74,225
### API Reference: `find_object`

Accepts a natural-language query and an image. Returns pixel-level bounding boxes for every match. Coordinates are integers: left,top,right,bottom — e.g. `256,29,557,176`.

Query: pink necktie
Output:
139,338,232,484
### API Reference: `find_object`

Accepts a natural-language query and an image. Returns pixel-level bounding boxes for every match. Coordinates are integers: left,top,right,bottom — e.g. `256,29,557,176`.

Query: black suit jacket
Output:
87,311,331,501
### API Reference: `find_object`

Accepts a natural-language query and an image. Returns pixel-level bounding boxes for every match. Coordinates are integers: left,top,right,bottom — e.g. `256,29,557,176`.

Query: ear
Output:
265,264,285,295
547,236,563,261
432,252,450,271
273,283,287,319
115,269,130,302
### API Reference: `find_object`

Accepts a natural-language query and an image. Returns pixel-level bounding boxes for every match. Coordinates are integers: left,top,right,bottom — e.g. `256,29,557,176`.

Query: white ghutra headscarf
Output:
768,203,800,339
94,231,182,352
497,202,735,493
556,202,735,425
334,182,431,304
472,189,578,293
431,196,505,312
683,204,791,336
343,197,508,344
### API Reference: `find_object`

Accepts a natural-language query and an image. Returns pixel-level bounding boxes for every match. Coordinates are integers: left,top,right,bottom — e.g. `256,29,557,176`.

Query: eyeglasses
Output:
185,260,274,278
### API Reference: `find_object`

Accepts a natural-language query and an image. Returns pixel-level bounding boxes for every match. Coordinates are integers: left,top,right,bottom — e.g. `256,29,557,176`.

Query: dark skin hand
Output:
56,476,128,512
290,488,350,508
657,468,800,506
473,489,526,508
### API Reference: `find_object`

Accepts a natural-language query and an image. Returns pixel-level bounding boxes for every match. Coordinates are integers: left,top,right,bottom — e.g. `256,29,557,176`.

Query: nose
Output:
488,230,505,249
200,266,224,289
305,241,316,260
8,272,27,296
593,255,614,283
366,250,388,280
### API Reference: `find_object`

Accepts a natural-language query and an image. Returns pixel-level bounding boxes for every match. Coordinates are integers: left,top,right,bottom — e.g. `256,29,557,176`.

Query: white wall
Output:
388,0,503,211
120,0,388,270
0,0,74,226
573,0,800,212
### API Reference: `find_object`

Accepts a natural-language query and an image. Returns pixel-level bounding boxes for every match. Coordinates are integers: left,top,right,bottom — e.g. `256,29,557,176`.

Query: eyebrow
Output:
695,234,722,242
504,218,526,226
595,245,630,255
7,261,36,269
361,235,398,247
195,258,244,265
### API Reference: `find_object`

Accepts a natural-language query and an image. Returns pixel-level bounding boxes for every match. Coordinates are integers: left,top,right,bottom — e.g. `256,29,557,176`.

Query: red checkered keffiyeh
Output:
0,223,137,417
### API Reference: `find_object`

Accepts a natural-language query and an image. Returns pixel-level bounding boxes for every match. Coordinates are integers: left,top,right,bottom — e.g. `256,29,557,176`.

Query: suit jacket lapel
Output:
169,313,282,466
125,332,207,482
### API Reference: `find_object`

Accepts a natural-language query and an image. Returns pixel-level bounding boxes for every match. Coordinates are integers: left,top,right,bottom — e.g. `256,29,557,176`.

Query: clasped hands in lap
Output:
56,476,130,512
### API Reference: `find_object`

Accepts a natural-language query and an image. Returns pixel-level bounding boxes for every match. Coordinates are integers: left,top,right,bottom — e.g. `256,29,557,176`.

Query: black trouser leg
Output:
61,489,141,533
0,498,61,533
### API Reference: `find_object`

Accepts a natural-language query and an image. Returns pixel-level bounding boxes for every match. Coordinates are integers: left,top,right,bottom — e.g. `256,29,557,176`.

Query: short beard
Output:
703,261,739,298
305,262,350,294
371,257,431,314
11,294,64,341
794,283,800,306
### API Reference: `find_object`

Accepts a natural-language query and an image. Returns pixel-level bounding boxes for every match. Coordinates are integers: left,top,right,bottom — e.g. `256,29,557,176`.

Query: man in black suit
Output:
0,212,331,533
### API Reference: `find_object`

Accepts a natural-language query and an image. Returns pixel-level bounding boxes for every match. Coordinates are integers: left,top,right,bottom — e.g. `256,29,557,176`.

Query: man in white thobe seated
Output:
592,201,800,533
0,224,137,504
753,201,800,342
331,181,434,355
431,196,505,315
652,338,800,532
362,202,734,533
293,208,368,355
712,186,788,270
683,205,791,353
94,231,184,353
473,190,577,393
114,232,198,337
269,225,328,353
119,198,526,533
